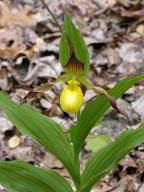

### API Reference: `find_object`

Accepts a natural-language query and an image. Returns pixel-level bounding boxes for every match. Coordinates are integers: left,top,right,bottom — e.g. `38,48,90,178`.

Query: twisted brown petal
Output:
107,95,132,129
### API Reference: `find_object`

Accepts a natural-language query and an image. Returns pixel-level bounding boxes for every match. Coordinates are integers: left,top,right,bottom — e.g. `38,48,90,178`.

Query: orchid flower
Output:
23,12,130,126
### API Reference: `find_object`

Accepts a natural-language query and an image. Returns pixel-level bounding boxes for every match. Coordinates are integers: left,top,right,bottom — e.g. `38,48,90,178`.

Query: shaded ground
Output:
0,0,144,191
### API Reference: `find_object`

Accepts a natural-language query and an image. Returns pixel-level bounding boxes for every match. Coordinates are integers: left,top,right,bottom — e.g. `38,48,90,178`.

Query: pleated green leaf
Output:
0,92,80,187
73,73,144,157
59,12,90,74
80,124,144,192
0,161,73,192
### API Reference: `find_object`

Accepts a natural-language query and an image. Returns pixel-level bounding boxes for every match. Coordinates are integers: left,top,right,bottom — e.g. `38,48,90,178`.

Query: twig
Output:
91,0,106,9
91,0,108,15
41,0,61,31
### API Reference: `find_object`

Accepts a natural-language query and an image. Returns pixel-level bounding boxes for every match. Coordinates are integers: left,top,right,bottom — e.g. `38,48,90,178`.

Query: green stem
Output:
72,111,81,191
73,111,81,161
76,111,80,122
73,158,81,191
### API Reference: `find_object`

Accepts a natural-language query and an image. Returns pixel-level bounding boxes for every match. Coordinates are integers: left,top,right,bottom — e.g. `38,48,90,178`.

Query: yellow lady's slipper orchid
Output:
60,79,83,113
21,12,130,127
24,55,130,127
27,58,129,125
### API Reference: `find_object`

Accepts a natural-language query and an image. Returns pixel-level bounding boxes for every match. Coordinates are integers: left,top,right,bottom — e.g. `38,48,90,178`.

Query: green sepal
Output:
59,27,70,66
59,12,90,75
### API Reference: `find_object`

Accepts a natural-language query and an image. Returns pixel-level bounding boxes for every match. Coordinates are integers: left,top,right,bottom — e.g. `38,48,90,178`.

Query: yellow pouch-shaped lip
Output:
60,80,83,113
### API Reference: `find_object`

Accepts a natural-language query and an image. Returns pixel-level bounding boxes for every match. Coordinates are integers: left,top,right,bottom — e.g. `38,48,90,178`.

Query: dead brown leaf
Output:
112,2,144,19
42,151,63,169
0,38,44,59
0,44,26,58
0,2,36,29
